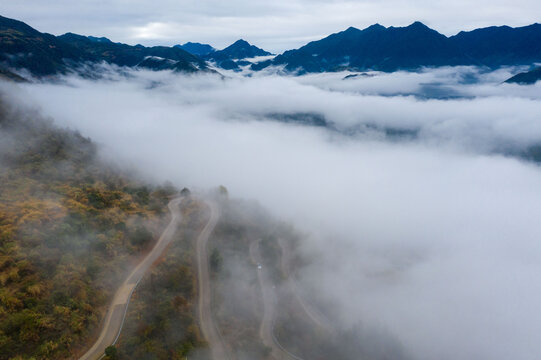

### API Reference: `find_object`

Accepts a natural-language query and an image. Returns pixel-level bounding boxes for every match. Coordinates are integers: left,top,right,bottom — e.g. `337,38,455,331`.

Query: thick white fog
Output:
12,67,541,359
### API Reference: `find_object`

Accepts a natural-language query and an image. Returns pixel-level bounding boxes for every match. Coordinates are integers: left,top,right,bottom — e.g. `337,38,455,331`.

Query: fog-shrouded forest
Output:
2,59,541,360
0,86,178,359
2,0,541,358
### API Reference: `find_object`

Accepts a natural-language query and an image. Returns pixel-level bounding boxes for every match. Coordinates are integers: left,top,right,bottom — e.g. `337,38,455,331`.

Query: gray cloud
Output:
3,0,541,52
8,66,541,359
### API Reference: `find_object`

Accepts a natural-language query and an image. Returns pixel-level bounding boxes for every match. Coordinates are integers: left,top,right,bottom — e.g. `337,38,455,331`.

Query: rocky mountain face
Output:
2,14,541,77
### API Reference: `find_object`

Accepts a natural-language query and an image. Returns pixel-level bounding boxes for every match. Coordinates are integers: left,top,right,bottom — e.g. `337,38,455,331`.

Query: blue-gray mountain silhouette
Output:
176,42,216,56
254,22,541,73
505,67,541,84
2,14,541,77
0,15,208,77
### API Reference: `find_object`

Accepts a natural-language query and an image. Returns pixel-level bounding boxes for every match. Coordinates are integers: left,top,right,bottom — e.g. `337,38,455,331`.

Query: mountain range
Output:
255,21,541,73
0,15,208,77
1,14,541,81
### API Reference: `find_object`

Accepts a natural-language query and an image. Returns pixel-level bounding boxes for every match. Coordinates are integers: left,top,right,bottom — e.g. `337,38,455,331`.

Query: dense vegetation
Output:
0,87,174,359
116,198,208,360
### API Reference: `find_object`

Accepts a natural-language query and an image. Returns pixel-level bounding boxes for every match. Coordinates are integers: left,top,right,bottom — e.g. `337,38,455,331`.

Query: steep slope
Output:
0,85,176,359
505,66,541,84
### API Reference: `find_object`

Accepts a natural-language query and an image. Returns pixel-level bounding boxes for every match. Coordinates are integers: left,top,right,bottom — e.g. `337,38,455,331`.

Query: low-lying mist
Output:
9,66,541,359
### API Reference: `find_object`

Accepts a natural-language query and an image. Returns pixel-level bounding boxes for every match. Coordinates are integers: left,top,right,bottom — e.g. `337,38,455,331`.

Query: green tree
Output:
218,185,228,197
104,345,118,359
210,248,223,273
130,226,153,247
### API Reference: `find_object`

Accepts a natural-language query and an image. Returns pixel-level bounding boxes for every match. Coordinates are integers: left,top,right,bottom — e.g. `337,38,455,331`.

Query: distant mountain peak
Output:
226,39,263,52
201,38,272,70
364,23,386,31
176,42,215,56
232,39,250,46
408,21,430,29
206,39,271,62
265,20,541,73
87,35,112,43
402,22,442,36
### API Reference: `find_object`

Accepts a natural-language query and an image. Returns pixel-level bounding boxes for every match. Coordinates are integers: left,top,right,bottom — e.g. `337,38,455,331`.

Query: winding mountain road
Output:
195,200,231,360
79,197,184,360
278,238,333,332
249,240,304,360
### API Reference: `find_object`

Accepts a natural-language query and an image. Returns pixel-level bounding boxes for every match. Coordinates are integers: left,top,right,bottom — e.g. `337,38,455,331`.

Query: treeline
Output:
0,87,175,359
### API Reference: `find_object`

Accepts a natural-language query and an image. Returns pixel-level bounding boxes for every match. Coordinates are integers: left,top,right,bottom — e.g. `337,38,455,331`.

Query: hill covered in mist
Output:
0,84,179,359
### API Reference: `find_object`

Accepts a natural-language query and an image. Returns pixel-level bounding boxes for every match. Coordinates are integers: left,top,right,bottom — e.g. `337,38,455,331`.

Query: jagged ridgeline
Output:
0,85,176,359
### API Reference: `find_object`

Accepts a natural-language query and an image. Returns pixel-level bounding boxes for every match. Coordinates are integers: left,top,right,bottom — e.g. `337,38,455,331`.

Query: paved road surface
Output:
79,197,184,360
195,200,231,360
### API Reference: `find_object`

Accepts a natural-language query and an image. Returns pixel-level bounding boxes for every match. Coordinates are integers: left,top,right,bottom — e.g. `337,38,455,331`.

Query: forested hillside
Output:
0,83,175,359
116,198,208,360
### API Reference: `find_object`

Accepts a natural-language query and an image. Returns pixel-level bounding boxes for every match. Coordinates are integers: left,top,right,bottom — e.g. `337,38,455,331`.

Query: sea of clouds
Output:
8,65,541,360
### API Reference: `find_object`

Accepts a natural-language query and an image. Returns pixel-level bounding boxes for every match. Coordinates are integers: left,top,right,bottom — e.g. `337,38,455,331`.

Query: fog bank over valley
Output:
10,66,541,360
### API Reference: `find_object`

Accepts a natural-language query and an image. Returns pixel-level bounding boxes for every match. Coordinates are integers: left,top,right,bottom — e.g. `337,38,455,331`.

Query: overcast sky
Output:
3,0,541,52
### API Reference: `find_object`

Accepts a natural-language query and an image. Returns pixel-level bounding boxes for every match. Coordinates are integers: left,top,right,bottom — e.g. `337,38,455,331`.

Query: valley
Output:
1,5,541,360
